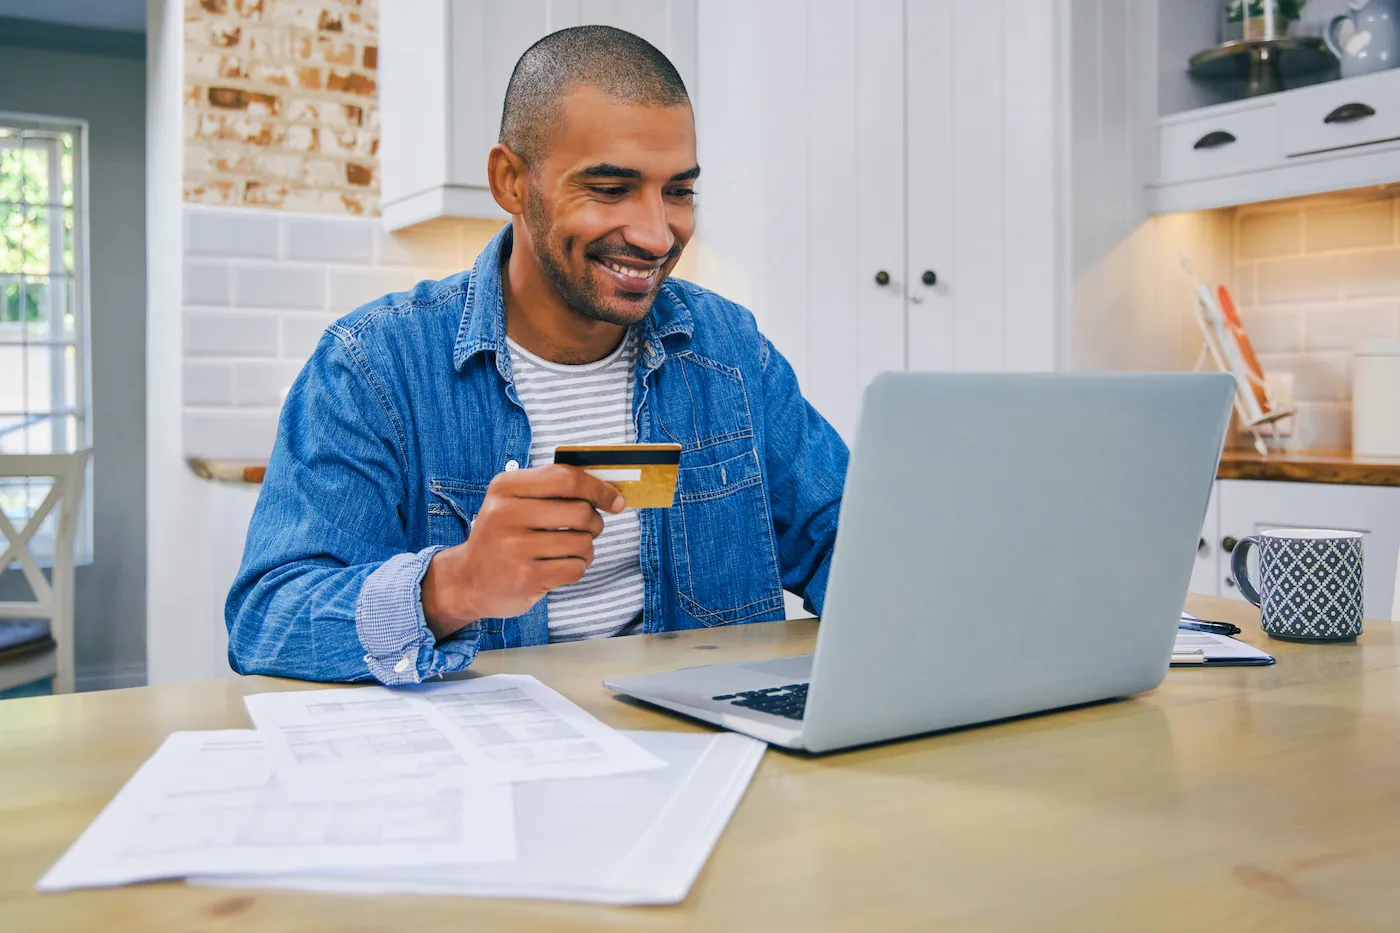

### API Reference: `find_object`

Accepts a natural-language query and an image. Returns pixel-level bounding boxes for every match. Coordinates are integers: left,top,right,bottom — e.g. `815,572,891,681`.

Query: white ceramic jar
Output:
1353,339,1400,457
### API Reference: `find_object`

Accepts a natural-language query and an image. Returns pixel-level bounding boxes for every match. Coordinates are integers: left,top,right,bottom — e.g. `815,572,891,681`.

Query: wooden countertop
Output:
1218,449,1400,487
195,450,1400,490
3,596,1399,932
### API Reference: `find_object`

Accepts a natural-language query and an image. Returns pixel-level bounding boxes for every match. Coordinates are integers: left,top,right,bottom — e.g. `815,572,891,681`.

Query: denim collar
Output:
452,224,694,374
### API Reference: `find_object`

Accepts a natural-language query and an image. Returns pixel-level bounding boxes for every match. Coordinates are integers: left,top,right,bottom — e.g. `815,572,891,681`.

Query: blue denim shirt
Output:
226,226,848,684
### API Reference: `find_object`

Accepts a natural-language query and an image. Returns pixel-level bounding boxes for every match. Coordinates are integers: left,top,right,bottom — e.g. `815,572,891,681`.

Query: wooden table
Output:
3,596,1399,932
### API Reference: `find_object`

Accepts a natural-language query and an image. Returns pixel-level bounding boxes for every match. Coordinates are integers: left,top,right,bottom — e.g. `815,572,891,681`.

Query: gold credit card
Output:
553,444,682,509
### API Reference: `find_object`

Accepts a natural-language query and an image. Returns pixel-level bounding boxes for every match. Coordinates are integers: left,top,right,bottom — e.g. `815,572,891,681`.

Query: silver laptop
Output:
605,372,1234,752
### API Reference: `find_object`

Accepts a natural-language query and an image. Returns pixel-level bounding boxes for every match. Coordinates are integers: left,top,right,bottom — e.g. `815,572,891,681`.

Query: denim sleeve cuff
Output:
355,546,459,685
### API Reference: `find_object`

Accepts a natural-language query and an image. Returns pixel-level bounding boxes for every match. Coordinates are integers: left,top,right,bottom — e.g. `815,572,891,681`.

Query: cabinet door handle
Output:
921,270,937,286
1197,537,1209,555
1222,535,1239,553
1324,102,1376,124
874,270,891,286
1193,130,1237,149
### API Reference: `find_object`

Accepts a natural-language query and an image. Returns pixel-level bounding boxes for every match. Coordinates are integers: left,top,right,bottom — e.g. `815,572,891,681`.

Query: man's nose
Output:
623,191,675,260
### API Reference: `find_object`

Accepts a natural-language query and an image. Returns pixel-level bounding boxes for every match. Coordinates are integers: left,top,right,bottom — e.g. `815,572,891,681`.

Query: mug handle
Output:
1229,535,1264,607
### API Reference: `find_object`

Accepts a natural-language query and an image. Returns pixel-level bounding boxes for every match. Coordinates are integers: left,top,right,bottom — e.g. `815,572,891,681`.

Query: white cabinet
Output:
379,0,698,230
694,0,1062,442
1217,479,1400,621
1150,69,1400,214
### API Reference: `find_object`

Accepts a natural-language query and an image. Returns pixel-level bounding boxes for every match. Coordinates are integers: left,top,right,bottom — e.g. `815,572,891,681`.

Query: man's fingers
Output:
512,499,606,536
525,530,595,563
534,556,588,590
499,464,625,512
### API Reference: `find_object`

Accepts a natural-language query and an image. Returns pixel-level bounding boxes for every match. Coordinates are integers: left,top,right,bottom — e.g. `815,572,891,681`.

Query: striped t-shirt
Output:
506,329,644,643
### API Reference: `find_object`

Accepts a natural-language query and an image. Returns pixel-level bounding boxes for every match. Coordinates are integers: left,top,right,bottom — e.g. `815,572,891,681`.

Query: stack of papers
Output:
39,674,765,905
1171,630,1275,666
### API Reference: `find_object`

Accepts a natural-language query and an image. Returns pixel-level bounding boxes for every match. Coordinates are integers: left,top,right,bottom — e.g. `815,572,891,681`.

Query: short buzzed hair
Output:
499,25,691,166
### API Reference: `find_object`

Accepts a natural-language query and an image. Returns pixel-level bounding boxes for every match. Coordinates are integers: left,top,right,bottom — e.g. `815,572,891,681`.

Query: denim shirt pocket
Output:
426,478,508,643
669,446,784,625
426,478,489,548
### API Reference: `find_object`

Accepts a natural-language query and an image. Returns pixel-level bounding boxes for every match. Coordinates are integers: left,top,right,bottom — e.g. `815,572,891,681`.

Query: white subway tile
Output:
1231,264,1257,307
182,409,280,460
1255,352,1352,402
1341,247,1400,300
375,222,462,268
185,208,280,258
1306,199,1395,252
328,268,429,312
182,361,235,406
281,313,340,359
1238,309,1303,353
183,260,232,305
285,216,375,263
235,263,327,310
1291,402,1351,451
184,310,281,357
1255,254,1342,305
233,360,305,407
1304,302,1399,352
1237,211,1301,261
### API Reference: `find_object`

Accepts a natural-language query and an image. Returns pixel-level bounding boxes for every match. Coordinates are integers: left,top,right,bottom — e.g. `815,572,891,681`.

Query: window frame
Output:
0,111,93,565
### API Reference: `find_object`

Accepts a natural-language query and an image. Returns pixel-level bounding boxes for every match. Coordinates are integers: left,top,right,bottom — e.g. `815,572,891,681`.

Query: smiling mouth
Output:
594,257,659,281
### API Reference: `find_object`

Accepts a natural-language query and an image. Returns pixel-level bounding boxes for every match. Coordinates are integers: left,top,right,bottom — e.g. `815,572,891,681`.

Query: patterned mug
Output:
1230,529,1364,641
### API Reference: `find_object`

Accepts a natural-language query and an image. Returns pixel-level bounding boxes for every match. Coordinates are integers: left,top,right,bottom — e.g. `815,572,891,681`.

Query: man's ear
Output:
487,144,528,215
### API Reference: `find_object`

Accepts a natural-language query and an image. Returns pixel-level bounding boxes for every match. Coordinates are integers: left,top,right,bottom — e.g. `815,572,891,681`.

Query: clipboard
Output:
1171,629,1276,667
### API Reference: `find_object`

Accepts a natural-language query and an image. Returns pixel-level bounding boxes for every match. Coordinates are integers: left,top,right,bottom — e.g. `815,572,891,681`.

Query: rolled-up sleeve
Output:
225,331,481,684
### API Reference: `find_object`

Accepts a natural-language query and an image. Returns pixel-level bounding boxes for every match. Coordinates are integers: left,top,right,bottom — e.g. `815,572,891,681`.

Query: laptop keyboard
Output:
712,683,808,721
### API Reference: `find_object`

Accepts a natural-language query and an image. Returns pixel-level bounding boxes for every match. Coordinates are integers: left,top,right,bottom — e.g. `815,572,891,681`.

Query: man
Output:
226,26,848,684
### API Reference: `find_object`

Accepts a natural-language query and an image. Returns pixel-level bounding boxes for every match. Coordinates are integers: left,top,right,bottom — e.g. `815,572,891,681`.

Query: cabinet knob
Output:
1222,536,1239,553
921,270,937,286
874,270,890,286
1194,130,1237,150
1324,102,1376,124
1197,537,1209,555
1225,576,1237,589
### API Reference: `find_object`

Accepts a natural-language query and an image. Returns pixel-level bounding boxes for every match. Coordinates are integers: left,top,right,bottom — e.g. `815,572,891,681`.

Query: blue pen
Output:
1179,619,1242,637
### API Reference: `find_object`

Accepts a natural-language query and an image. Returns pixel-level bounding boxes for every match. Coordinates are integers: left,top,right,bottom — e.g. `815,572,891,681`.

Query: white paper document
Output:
1172,629,1274,663
243,687,498,796
37,731,515,892
195,730,766,906
410,674,667,783
245,675,665,791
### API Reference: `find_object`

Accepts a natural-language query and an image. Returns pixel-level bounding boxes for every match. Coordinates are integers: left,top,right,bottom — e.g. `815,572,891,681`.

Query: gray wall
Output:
0,42,147,689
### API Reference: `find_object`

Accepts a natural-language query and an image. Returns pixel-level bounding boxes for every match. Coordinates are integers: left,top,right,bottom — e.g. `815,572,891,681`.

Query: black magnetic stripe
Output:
554,449,681,466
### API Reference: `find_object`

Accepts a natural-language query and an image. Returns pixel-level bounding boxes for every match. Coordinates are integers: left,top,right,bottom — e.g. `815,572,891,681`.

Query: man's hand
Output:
420,465,625,640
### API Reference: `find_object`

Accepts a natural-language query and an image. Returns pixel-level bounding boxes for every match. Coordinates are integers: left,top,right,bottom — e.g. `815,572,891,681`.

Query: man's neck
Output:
502,233,628,366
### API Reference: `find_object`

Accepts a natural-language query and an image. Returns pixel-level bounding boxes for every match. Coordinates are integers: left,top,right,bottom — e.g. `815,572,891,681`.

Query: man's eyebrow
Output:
574,163,702,181
577,163,641,179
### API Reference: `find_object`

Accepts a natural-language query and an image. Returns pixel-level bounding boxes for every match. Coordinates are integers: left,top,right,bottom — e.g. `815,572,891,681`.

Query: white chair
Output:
0,450,91,695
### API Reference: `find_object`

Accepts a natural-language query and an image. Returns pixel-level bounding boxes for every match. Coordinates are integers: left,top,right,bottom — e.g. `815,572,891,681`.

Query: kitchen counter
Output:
192,450,1400,489
1218,449,1400,487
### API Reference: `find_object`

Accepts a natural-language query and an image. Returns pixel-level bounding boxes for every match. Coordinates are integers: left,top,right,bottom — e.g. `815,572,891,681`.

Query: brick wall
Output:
184,0,382,216
1233,188,1400,450
180,0,506,460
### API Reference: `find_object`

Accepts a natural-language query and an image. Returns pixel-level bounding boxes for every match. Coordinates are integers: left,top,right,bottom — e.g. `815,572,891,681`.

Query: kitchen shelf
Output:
1150,69,1400,214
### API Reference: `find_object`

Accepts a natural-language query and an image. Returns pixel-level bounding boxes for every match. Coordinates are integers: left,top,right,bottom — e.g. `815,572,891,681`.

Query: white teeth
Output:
603,260,655,280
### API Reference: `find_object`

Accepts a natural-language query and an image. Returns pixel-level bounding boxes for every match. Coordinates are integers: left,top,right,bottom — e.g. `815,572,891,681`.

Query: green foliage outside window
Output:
0,132,74,326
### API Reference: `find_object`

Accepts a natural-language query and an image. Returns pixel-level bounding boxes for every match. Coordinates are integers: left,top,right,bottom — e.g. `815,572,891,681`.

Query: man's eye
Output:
590,186,628,197
667,188,696,200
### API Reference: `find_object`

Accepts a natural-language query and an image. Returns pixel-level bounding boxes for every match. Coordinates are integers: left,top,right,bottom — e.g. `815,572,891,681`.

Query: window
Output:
0,115,91,563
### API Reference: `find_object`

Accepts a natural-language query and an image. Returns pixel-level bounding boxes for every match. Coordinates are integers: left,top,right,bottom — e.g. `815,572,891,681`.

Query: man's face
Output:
520,86,698,326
